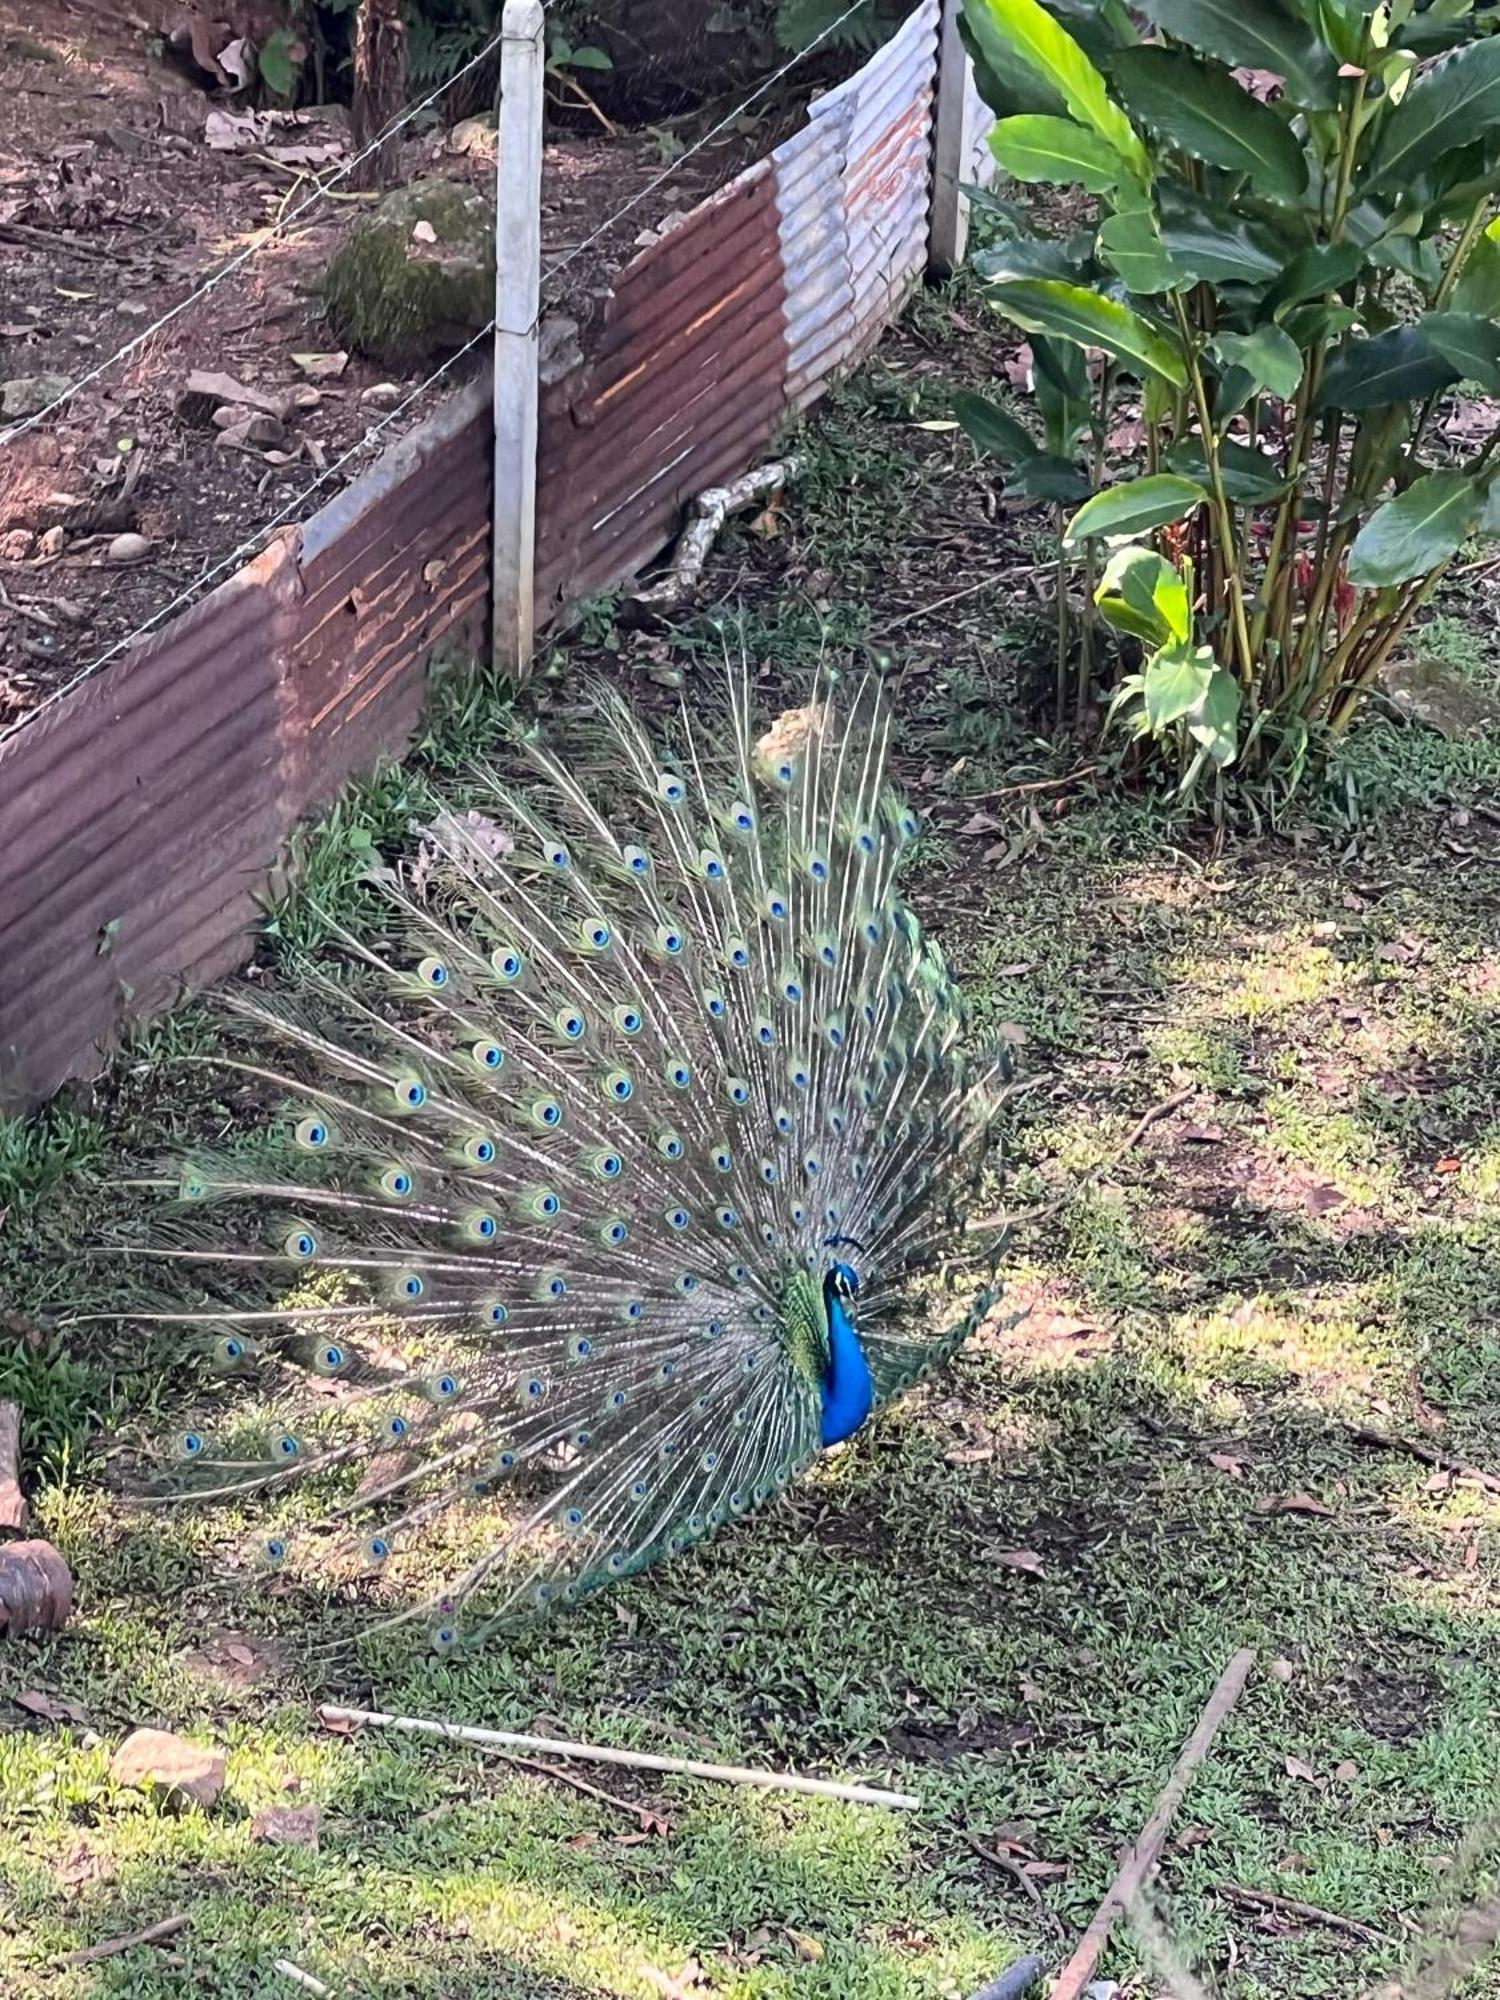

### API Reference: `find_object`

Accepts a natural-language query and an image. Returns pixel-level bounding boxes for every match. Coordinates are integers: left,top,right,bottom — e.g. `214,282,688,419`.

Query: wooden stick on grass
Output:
0,1400,28,1531
57,1915,189,1968
1217,1881,1387,1946
319,1706,920,1810
1048,1647,1258,2000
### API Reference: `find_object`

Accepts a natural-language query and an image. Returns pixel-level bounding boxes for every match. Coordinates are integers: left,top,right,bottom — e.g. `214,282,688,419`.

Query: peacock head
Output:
827,1259,860,1304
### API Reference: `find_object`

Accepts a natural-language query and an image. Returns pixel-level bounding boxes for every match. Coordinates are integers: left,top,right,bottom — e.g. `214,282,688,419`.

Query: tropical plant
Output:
958,0,1500,799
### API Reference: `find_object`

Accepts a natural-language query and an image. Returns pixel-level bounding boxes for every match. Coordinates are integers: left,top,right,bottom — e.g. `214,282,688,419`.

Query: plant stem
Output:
1078,363,1113,726
1055,516,1069,733
1173,295,1254,686
1327,563,1450,735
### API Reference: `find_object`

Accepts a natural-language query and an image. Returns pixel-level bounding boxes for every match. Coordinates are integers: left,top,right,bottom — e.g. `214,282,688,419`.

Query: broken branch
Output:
57,1916,189,1968
1048,1647,1258,2000
1216,1881,1387,1946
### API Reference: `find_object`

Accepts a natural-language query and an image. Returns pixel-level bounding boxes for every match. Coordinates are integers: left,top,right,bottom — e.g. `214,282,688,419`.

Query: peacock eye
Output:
364,1535,390,1563
624,845,652,875
656,924,685,956
395,1075,427,1109
472,1040,505,1071
401,1273,425,1298
544,841,570,870
418,956,449,988
177,1431,205,1460
728,940,750,969
465,1135,497,1165
294,1116,330,1150
657,772,686,804
808,855,829,881
765,891,788,920
782,976,802,1003
285,1229,317,1260
492,947,524,983
666,1060,691,1089
613,1004,643,1035
557,1008,586,1041
732,803,755,832
699,849,725,880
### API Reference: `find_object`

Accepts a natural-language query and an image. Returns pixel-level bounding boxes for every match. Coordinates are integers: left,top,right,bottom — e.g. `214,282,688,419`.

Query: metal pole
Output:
929,0,978,277
493,0,545,677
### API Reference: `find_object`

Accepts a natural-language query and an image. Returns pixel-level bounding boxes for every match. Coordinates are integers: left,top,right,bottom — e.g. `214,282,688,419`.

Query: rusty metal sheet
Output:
0,535,299,1105
842,0,940,359
289,373,492,805
534,156,788,617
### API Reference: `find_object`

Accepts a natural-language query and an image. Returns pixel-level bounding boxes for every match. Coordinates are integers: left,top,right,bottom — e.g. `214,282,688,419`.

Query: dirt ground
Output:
0,0,762,731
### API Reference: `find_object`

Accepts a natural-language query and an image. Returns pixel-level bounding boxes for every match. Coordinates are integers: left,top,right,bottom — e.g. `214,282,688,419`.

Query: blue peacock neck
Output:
820,1273,874,1447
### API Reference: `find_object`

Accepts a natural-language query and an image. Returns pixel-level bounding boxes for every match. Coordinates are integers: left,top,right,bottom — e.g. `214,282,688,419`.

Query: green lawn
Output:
5,294,1500,1999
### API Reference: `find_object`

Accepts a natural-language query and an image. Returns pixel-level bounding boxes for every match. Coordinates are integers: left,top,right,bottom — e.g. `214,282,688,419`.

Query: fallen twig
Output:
0,1399,28,1530
509,1752,668,1828
274,1960,333,1997
1048,1647,1258,2000
965,1833,1064,1939
318,1705,919,1810
1217,1880,1387,1946
623,458,802,619
0,581,57,632
1344,1424,1500,1496
57,1915,189,1968
968,1086,1197,1234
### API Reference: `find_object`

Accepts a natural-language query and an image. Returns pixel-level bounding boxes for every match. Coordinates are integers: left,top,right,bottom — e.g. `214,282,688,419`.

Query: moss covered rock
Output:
322,180,494,371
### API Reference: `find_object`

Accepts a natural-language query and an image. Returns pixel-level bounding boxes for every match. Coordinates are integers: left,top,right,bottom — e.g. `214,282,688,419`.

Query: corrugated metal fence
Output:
0,0,953,1105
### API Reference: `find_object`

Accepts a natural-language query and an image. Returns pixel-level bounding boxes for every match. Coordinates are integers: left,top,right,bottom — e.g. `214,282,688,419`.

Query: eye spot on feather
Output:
703,988,727,1019
260,1536,289,1567
362,1534,391,1565
582,919,612,951
622,1300,643,1322
730,1489,748,1513
418,956,450,989
808,854,829,882
269,1430,301,1461
607,1387,628,1411
711,1144,732,1172
523,1377,547,1402
774,1106,793,1135
607,1552,627,1575
564,1507,585,1531
698,848,726,880
731,802,755,833
544,840,570,871
759,1223,778,1247
569,1335,593,1360
383,1414,411,1442
763,889,788,921
624,845,652,876
665,1206,691,1232
676,1272,699,1295
706,1319,725,1338
613,1004,643,1036
656,1129,685,1160
315,1343,347,1374
726,1078,750,1107
756,1018,776,1047
540,1273,566,1300
464,1135,497,1166
590,1150,624,1180
819,939,839,968
471,1040,505,1072
665,1059,692,1090
284,1228,317,1261
394,1075,427,1110
556,1007,586,1042
655,924,686,958
716,1205,739,1229
803,1152,822,1178
631,1473,652,1499
213,1335,246,1367
727,1261,750,1282
759,1158,779,1185
492,946,524,983
657,772,686,804
602,1068,634,1104
399,1272,425,1299
727,939,751,970
381,1166,415,1199
431,1624,459,1654
294,1116,330,1150
599,1218,628,1247
176,1431,206,1461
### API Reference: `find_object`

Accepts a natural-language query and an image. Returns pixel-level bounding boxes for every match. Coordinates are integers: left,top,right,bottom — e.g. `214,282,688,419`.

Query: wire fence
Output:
0,0,877,749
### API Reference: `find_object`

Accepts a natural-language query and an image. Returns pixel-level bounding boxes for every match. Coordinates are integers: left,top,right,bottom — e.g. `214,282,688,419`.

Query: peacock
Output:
127,672,1010,1651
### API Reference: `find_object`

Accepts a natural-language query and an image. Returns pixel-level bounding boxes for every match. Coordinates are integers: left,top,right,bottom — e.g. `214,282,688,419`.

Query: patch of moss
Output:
322,179,495,371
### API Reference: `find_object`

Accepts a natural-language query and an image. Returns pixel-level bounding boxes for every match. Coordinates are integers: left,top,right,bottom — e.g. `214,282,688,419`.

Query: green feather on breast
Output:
776,1269,830,1389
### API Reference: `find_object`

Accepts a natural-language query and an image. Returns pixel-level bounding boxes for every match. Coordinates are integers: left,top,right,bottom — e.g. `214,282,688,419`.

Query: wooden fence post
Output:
929,0,979,278
493,0,545,677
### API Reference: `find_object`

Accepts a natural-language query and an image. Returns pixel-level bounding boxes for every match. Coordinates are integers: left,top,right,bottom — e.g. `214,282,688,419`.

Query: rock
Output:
539,316,582,387
448,115,496,157
106,532,151,564
250,1804,321,1848
175,370,293,426
1380,653,1500,740
1,374,72,420
322,179,494,370
215,412,287,450
0,528,36,561
291,351,348,380
291,386,323,411
0,1539,73,1634
359,382,401,407
110,1727,225,1808
38,525,65,558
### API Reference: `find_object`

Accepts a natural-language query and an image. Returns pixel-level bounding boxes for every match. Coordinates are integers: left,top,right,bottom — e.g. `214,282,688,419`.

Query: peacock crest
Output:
125,672,1011,1650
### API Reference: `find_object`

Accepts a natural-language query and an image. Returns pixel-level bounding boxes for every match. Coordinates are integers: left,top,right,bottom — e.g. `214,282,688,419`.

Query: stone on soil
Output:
110,1727,225,1808
321,179,494,371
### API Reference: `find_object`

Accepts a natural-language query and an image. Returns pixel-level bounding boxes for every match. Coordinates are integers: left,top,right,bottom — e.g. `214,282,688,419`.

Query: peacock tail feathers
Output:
115,673,1011,1650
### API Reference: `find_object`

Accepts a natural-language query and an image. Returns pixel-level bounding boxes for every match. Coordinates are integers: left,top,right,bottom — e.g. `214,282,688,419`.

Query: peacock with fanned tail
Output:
130,674,1010,1650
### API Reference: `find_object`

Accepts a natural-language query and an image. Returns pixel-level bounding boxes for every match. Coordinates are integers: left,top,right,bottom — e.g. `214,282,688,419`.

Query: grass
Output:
5,299,1500,1999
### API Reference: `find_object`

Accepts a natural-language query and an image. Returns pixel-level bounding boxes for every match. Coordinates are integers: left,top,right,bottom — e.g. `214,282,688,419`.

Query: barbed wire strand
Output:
0,0,878,747
0,19,523,448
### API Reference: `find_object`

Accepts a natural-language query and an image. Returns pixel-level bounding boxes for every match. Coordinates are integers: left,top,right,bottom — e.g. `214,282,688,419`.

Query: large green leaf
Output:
1210,327,1304,401
1097,206,1183,294
988,279,1188,385
1346,471,1480,587
1007,453,1095,501
1422,312,1500,394
1157,188,1288,287
1032,335,1093,457
1451,218,1500,317
1365,39,1500,194
1143,640,1217,729
952,391,1038,464
1095,543,1193,645
963,0,1150,183
1132,0,1338,107
990,114,1129,191
1166,436,1291,502
1189,665,1241,768
1271,240,1368,310
1064,472,1208,543
972,233,1094,283
1108,46,1308,200
1319,326,1458,409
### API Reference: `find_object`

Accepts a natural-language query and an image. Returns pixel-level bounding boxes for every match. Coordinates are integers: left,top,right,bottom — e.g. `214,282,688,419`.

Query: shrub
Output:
959,0,1500,800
